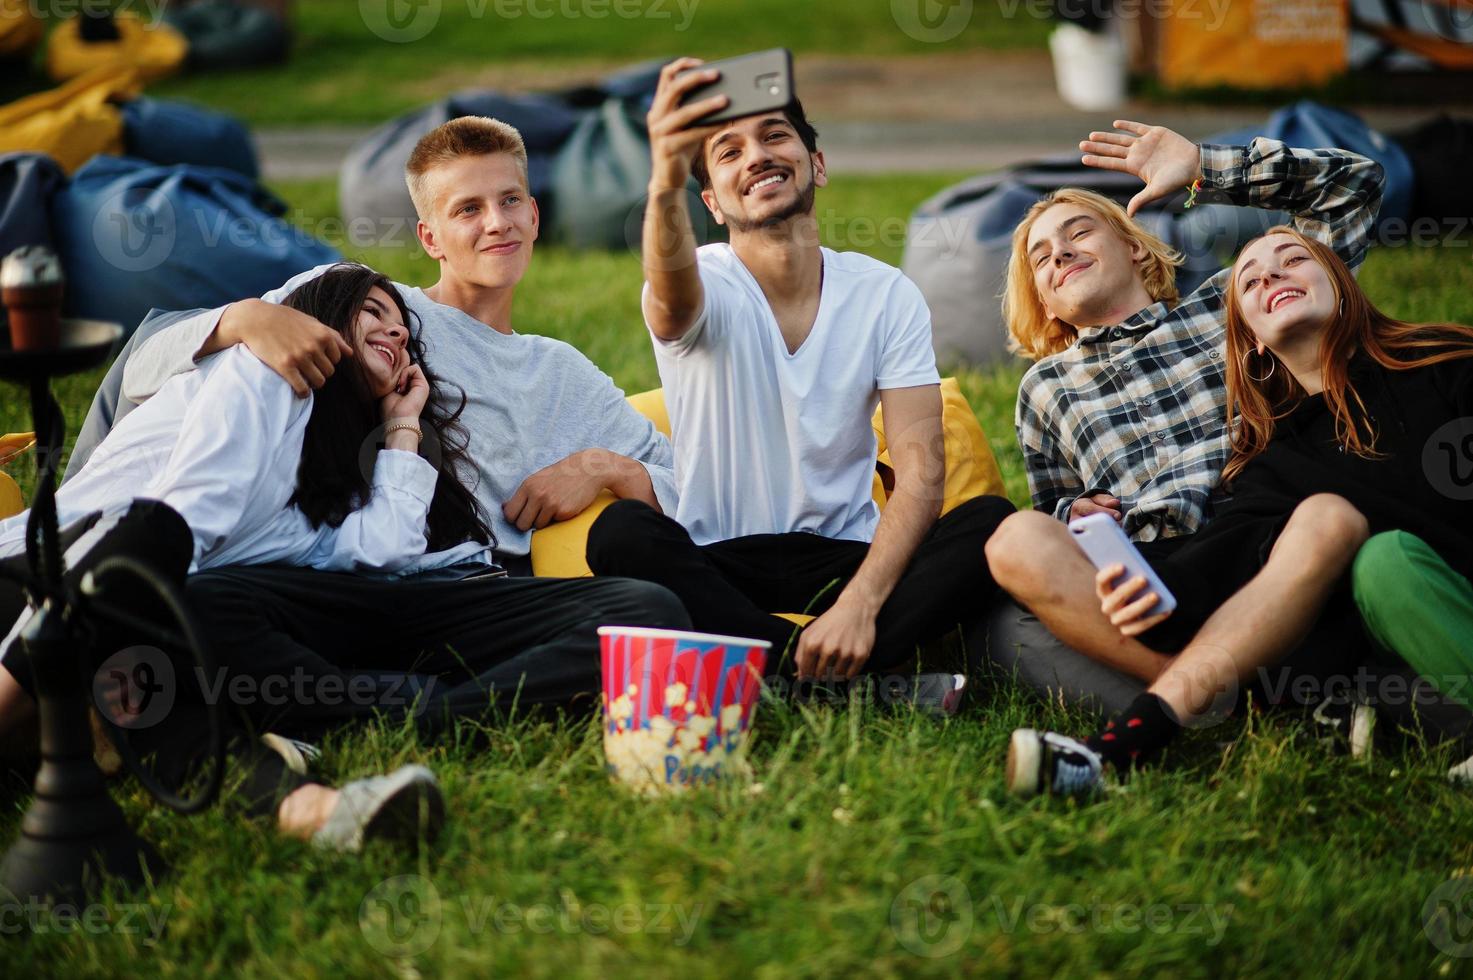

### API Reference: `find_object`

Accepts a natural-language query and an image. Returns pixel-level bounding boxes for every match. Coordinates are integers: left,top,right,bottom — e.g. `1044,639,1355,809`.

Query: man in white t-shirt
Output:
587,58,1015,683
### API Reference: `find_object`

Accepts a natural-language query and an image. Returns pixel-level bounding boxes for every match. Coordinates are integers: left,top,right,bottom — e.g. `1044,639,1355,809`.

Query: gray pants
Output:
970,599,1473,751
968,598,1145,717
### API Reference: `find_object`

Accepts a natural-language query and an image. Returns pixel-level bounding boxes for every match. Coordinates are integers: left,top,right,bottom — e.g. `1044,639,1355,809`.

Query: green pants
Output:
1353,531,1473,709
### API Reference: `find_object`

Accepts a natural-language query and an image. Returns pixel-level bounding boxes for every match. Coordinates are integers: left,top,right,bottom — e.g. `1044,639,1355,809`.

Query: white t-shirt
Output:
648,243,940,546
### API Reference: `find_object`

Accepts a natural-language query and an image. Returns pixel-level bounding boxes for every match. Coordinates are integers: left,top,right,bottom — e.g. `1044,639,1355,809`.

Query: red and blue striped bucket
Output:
598,626,770,793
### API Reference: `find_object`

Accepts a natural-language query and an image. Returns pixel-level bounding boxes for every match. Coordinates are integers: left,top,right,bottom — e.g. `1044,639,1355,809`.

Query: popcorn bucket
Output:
598,626,770,794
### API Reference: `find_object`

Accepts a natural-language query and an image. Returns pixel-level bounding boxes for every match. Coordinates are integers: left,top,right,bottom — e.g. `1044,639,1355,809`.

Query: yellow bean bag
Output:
530,378,1006,581
0,0,43,59
46,13,188,85
0,65,139,174
0,432,34,521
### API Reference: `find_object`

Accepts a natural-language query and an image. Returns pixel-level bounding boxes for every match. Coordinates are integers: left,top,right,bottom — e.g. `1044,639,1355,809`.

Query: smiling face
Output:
1024,202,1149,329
415,152,538,290
699,113,825,233
351,285,412,399
1232,232,1338,351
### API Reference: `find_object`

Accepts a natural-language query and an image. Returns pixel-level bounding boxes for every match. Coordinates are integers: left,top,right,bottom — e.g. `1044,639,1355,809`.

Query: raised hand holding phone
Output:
646,57,730,191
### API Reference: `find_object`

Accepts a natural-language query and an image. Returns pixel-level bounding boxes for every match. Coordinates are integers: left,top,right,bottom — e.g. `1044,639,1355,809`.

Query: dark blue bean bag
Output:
53,155,339,336
122,97,259,180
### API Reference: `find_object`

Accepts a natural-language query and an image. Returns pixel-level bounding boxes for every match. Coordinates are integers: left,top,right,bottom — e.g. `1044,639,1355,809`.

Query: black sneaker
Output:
1006,729,1104,798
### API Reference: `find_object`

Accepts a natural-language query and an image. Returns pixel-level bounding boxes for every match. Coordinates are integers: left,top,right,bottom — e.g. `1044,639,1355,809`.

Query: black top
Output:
1211,350,1473,582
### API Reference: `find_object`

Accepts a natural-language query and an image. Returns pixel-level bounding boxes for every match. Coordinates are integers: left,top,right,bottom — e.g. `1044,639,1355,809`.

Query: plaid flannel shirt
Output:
1016,138,1384,541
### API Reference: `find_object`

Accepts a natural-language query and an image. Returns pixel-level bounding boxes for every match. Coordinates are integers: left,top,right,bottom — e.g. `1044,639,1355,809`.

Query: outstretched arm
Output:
1081,119,1383,269
121,263,353,402
642,57,729,343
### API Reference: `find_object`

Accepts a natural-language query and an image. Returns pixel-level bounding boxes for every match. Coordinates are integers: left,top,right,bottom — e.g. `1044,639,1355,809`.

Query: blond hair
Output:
1003,189,1183,361
405,116,529,219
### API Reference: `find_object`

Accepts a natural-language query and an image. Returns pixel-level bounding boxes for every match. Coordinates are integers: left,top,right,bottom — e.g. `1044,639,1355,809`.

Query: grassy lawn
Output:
9,0,1052,126
6,173,1473,975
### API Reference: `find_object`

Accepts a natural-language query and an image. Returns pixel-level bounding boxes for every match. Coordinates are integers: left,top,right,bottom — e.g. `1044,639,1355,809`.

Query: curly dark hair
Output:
282,263,492,554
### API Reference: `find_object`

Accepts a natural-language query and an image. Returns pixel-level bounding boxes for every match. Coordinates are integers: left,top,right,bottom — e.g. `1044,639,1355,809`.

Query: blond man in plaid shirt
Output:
981,120,1384,717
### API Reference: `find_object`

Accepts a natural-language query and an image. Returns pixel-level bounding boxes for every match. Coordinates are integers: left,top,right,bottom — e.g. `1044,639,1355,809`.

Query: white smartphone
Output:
1067,512,1177,617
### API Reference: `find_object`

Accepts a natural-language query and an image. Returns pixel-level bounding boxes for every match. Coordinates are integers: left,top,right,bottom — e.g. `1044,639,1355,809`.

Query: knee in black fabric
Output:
586,498,661,573
606,579,691,630
75,499,194,580
947,493,1017,533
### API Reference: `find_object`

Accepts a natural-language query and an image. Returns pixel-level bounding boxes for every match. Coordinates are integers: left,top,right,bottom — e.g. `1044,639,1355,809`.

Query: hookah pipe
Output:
0,247,225,906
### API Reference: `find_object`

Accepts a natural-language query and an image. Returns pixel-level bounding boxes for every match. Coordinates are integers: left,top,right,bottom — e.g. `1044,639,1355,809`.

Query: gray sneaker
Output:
912,673,968,718
312,764,446,854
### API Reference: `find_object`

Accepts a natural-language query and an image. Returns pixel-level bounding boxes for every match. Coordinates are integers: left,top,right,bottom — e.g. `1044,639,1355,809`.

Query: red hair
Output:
1222,226,1473,483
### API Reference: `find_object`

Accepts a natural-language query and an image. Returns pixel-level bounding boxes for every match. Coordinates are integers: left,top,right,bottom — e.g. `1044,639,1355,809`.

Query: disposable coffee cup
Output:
598,626,770,795
1,246,65,351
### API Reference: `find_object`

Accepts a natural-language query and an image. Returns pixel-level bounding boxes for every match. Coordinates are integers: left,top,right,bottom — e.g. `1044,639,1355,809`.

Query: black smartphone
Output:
675,48,795,128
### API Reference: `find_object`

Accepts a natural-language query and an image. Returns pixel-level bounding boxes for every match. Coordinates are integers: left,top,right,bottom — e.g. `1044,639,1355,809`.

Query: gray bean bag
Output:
338,91,582,240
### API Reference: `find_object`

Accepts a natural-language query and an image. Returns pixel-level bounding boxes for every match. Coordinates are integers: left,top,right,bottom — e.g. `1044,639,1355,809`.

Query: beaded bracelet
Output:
384,420,422,440
1183,177,1203,210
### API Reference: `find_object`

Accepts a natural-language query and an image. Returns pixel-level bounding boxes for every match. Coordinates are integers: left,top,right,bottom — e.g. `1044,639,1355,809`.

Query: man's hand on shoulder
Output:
211,298,354,398
1079,120,1200,217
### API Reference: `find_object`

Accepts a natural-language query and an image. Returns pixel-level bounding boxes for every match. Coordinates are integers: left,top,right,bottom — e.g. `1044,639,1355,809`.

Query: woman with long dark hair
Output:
0,263,497,850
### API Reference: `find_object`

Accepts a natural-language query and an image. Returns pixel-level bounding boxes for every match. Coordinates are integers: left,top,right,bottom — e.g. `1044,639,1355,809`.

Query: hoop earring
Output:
1241,347,1276,383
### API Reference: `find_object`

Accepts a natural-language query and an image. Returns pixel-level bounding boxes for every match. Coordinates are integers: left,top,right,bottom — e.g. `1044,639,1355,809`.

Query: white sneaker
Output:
1311,696,1376,760
1006,729,1105,798
311,764,446,854
1448,754,1473,784
261,733,322,776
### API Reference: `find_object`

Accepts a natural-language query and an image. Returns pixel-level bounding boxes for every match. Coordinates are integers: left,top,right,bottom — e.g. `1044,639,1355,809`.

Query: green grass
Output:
8,174,1473,976
8,0,1051,126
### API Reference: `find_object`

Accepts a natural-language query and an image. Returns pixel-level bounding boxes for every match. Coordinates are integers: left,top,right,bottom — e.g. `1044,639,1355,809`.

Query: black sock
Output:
1085,692,1181,774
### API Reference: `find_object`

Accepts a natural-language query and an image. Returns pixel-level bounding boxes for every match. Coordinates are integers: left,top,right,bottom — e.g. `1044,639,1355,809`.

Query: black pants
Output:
4,502,690,814
586,494,1016,676
1,501,307,818
183,565,690,740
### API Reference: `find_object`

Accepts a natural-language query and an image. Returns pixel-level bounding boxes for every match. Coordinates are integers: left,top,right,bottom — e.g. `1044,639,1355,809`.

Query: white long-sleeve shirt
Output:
0,345,489,576
119,265,680,557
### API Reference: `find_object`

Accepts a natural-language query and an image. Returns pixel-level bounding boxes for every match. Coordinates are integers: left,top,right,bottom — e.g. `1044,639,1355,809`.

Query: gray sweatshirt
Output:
120,264,678,559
